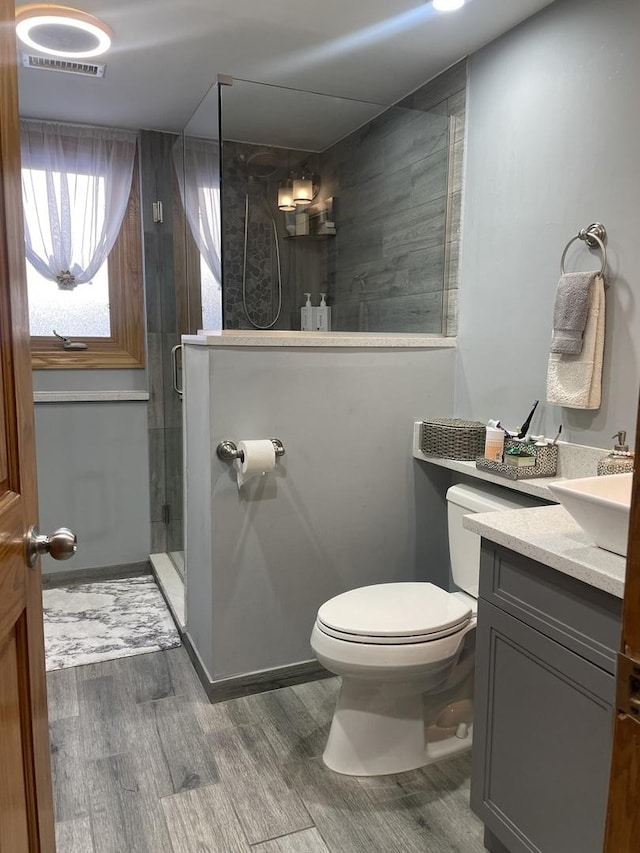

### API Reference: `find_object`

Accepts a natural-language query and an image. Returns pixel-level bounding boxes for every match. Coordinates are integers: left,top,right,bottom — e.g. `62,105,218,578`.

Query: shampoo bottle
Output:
315,293,331,332
301,293,313,331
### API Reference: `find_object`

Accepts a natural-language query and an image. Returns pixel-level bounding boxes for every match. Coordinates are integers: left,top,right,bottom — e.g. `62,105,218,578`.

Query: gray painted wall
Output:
32,369,147,394
184,344,455,680
456,0,640,447
35,399,150,573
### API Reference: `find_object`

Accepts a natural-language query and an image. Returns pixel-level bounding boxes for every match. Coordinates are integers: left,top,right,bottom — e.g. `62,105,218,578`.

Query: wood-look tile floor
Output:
48,646,486,852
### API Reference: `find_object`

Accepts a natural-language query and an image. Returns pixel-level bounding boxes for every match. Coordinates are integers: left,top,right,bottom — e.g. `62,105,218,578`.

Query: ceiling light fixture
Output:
15,4,112,59
432,0,465,12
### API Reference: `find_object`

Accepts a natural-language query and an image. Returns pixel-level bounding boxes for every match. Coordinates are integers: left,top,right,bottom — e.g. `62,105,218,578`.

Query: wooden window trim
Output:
30,157,144,370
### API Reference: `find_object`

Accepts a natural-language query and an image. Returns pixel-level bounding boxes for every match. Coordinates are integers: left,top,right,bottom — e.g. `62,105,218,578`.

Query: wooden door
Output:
0,0,56,849
604,400,640,851
604,400,640,853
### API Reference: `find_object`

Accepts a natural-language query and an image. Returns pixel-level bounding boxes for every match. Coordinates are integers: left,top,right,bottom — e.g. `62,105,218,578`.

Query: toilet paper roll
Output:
235,439,276,489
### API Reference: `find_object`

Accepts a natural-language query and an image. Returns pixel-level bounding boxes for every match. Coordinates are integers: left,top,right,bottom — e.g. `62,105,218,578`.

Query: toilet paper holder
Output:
216,439,285,462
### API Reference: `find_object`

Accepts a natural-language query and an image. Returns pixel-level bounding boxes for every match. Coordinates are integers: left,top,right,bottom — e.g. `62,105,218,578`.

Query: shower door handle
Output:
171,344,183,399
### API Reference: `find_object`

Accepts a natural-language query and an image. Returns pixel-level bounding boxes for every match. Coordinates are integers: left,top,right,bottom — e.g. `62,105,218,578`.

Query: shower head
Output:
238,149,280,180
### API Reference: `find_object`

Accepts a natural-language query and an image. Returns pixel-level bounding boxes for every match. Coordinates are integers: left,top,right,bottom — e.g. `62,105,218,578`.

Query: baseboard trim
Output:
182,631,216,690
42,561,151,588
483,826,512,853
180,637,332,704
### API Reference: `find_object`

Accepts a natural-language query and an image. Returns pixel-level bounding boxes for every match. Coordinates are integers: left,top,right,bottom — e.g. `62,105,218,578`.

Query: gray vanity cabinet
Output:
471,543,623,853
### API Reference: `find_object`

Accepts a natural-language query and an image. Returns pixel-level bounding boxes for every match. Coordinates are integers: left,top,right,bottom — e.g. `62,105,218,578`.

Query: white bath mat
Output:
43,575,181,671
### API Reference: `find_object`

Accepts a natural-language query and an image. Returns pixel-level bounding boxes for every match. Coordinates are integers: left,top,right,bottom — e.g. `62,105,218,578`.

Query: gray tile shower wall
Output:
222,141,326,329
139,130,184,555
403,60,467,338
320,60,466,335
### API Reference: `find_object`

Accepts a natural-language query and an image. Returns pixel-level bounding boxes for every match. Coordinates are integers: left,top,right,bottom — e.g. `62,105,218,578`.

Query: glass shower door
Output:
162,84,223,578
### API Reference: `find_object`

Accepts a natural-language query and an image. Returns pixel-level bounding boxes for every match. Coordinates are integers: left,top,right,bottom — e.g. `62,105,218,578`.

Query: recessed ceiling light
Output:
15,4,112,59
432,0,466,12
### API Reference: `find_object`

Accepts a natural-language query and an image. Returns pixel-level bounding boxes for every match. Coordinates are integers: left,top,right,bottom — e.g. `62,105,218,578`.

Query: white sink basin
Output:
548,473,632,557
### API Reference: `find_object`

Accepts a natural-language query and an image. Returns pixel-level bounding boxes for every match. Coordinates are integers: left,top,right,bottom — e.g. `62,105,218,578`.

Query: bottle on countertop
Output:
301,293,314,331
484,425,505,463
597,430,635,475
315,293,331,331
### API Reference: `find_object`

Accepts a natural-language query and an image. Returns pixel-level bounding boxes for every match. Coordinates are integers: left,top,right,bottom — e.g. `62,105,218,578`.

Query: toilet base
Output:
322,680,473,777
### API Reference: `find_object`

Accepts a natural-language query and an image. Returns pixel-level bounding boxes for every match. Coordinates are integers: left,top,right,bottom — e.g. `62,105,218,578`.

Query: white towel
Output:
546,274,605,409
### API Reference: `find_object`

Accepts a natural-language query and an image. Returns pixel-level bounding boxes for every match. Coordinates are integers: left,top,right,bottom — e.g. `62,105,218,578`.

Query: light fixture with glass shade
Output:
292,168,314,206
15,4,112,59
277,179,296,212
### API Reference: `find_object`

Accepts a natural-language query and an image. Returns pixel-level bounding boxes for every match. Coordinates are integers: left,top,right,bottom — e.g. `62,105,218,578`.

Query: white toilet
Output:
310,482,537,776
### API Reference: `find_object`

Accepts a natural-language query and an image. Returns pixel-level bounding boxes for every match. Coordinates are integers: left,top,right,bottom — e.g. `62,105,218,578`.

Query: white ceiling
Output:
17,0,557,138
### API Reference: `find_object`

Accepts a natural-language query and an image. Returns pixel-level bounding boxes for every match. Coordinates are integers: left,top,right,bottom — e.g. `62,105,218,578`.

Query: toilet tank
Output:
446,483,541,598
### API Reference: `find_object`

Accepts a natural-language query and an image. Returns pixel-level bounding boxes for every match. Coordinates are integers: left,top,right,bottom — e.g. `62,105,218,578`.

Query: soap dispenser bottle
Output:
301,293,313,331
597,431,635,475
315,293,331,331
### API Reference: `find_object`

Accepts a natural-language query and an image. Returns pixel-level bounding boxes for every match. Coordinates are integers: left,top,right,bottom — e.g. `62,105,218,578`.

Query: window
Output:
200,255,222,331
27,255,111,338
21,120,144,369
28,162,144,369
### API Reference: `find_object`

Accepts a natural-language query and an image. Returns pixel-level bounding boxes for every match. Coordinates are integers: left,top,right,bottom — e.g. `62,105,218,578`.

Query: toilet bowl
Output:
311,483,539,777
311,582,476,776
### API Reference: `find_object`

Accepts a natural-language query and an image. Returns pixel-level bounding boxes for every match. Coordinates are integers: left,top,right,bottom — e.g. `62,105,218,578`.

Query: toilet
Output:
310,482,538,776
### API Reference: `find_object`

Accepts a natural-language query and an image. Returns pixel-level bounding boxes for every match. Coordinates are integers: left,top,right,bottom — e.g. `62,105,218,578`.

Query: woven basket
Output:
420,418,486,461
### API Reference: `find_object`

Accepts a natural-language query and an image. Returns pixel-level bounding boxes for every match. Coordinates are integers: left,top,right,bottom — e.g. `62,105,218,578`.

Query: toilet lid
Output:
317,583,472,644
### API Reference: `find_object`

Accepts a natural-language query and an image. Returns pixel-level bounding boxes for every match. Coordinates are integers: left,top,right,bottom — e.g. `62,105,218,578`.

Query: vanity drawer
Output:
478,542,622,674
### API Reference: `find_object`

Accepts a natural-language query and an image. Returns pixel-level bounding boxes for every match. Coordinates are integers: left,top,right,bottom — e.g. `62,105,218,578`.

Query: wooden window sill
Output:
31,338,144,370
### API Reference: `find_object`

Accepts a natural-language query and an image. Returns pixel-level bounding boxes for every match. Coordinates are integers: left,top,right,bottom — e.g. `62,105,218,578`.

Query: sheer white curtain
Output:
173,135,222,286
20,120,137,290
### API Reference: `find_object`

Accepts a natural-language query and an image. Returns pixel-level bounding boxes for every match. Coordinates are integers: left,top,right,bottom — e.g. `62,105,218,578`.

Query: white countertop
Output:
412,422,606,502
182,330,456,348
464,505,626,598
414,450,560,501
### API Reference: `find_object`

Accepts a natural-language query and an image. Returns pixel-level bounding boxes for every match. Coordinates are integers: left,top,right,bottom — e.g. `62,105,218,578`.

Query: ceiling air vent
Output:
22,54,106,78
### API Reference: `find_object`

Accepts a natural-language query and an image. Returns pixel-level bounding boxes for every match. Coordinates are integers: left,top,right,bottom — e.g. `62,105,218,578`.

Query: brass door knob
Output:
27,526,77,568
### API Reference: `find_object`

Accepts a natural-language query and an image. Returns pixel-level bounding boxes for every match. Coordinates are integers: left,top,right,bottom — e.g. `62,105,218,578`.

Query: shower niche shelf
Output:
284,196,336,240
284,233,336,240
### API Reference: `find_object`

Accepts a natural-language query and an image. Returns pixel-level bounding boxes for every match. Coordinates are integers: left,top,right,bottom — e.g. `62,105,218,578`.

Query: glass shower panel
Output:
159,83,222,575
180,81,223,332
219,78,454,334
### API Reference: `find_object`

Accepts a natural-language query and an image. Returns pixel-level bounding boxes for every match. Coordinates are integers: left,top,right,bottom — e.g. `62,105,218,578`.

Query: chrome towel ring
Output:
560,222,607,278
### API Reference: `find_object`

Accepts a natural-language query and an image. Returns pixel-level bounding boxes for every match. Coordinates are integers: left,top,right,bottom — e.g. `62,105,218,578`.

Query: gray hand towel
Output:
550,271,598,355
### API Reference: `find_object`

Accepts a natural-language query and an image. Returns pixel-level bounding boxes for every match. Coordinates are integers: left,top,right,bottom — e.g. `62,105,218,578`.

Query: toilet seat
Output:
316,582,472,646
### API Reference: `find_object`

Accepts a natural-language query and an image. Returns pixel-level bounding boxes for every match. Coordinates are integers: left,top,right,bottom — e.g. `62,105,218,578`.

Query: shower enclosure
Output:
149,70,465,616
219,77,463,335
